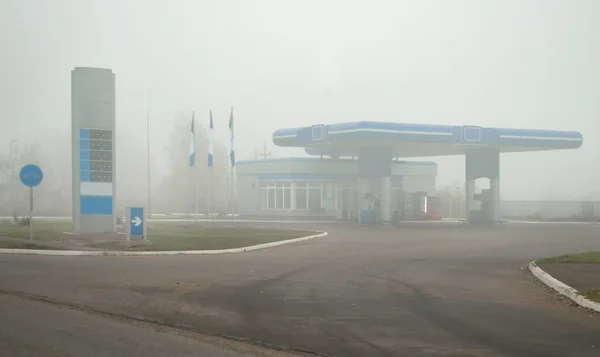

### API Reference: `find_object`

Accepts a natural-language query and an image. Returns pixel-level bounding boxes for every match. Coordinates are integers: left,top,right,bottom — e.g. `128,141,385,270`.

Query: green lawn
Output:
0,240,59,250
538,251,600,303
0,220,70,242
538,251,600,263
0,220,317,251
582,288,600,303
92,224,316,251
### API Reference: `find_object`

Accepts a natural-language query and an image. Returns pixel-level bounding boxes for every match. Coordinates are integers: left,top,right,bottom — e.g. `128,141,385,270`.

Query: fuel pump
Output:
471,189,492,224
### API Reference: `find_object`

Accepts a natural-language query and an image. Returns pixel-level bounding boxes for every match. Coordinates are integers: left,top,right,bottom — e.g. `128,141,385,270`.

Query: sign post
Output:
126,207,146,241
19,164,44,240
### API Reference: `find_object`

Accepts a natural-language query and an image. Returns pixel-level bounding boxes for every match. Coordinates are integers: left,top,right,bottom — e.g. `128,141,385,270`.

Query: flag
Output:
208,110,214,168
189,112,195,168
229,107,235,167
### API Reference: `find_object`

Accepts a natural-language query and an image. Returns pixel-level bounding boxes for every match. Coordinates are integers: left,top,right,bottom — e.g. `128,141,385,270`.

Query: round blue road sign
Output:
19,164,43,187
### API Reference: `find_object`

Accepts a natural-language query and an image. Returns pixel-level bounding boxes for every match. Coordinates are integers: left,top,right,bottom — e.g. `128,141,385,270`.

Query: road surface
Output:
1,222,599,356
0,293,308,357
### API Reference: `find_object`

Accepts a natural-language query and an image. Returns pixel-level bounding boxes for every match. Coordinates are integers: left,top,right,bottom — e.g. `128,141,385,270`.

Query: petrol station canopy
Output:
272,121,583,158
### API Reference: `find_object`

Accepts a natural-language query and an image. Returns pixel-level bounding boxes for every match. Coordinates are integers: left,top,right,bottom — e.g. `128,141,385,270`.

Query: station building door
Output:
336,184,358,220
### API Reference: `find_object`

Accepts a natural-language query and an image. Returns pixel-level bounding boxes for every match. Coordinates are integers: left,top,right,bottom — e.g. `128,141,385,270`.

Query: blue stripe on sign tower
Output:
80,150,90,161
79,139,90,150
80,171,90,182
79,129,90,139
79,128,114,215
80,196,113,215
80,129,92,185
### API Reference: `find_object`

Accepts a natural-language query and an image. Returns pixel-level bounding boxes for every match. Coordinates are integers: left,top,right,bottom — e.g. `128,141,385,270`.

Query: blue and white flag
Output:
189,112,195,168
229,107,235,167
208,110,214,168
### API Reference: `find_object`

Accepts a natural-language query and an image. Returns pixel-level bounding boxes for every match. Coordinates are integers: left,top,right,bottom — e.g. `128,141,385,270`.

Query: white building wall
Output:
237,175,261,215
391,163,437,177
402,175,436,196
236,158,438,217
237,159,437,176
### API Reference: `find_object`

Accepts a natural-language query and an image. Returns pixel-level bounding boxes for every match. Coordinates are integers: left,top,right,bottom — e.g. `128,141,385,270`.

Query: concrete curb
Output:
514,221,600,225
147,219,338,224
528,260,600,312
0,232,327,257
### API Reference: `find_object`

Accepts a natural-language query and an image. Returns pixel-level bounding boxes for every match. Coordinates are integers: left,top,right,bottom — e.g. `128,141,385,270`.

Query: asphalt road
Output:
0,294,307,357
1,222,600,356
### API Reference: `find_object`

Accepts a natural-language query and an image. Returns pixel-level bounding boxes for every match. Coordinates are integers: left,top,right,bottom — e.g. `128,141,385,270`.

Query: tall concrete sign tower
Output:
71,67,116,233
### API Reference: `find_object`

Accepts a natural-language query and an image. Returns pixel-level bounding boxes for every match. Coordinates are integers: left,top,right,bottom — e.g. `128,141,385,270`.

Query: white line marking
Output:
508,220,600,225
499,135,581,141
147,219,337,224
328,128,453,136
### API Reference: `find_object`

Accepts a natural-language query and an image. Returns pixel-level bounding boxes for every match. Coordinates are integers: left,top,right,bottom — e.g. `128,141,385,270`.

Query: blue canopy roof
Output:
273,121,583,157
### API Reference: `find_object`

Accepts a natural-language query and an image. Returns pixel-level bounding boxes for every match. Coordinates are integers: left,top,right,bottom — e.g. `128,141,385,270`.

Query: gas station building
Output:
236,158,437,220
241,121,583,224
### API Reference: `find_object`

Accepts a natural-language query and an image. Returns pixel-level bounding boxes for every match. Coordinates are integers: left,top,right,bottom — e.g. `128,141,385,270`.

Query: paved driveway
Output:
1,223,599,356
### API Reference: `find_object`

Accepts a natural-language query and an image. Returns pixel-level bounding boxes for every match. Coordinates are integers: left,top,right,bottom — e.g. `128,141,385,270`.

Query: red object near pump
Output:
426,196,442,220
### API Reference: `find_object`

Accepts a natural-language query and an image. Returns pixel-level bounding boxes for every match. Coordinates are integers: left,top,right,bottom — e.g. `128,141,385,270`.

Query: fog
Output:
1,0,599,214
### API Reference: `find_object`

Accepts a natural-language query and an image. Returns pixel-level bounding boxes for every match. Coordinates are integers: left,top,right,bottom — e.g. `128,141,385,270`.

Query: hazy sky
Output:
1,0,599,200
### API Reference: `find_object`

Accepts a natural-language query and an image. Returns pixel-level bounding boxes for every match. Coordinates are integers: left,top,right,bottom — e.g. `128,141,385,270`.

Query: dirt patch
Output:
60,231,152,250
0,237,64,250
0,234,129,251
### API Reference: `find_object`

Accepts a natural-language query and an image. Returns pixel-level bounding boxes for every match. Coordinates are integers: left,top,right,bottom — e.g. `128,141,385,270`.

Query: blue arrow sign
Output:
130,207,144,236
19,164,43,187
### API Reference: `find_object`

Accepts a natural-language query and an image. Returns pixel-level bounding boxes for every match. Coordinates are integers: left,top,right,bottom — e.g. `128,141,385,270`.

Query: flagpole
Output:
192,111,198,224
209,169,213,225
193,168,197,224
206,165,210,222
229,106,235,228
146,89,151,226
206,170,210,218
208,110,213,226
230,166,233,227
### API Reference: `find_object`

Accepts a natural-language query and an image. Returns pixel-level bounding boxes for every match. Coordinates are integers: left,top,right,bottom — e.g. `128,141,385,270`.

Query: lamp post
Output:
9,140,17,158
8,139,17,219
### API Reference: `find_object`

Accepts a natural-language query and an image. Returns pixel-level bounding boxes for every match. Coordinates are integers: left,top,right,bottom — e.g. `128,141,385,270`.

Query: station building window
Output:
295,183,307,209
276,184,284,209
259,181,329,210
267,184,275,209
260,182,292,210
261,183,268,208
308,183,322,209
284,184,291,209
